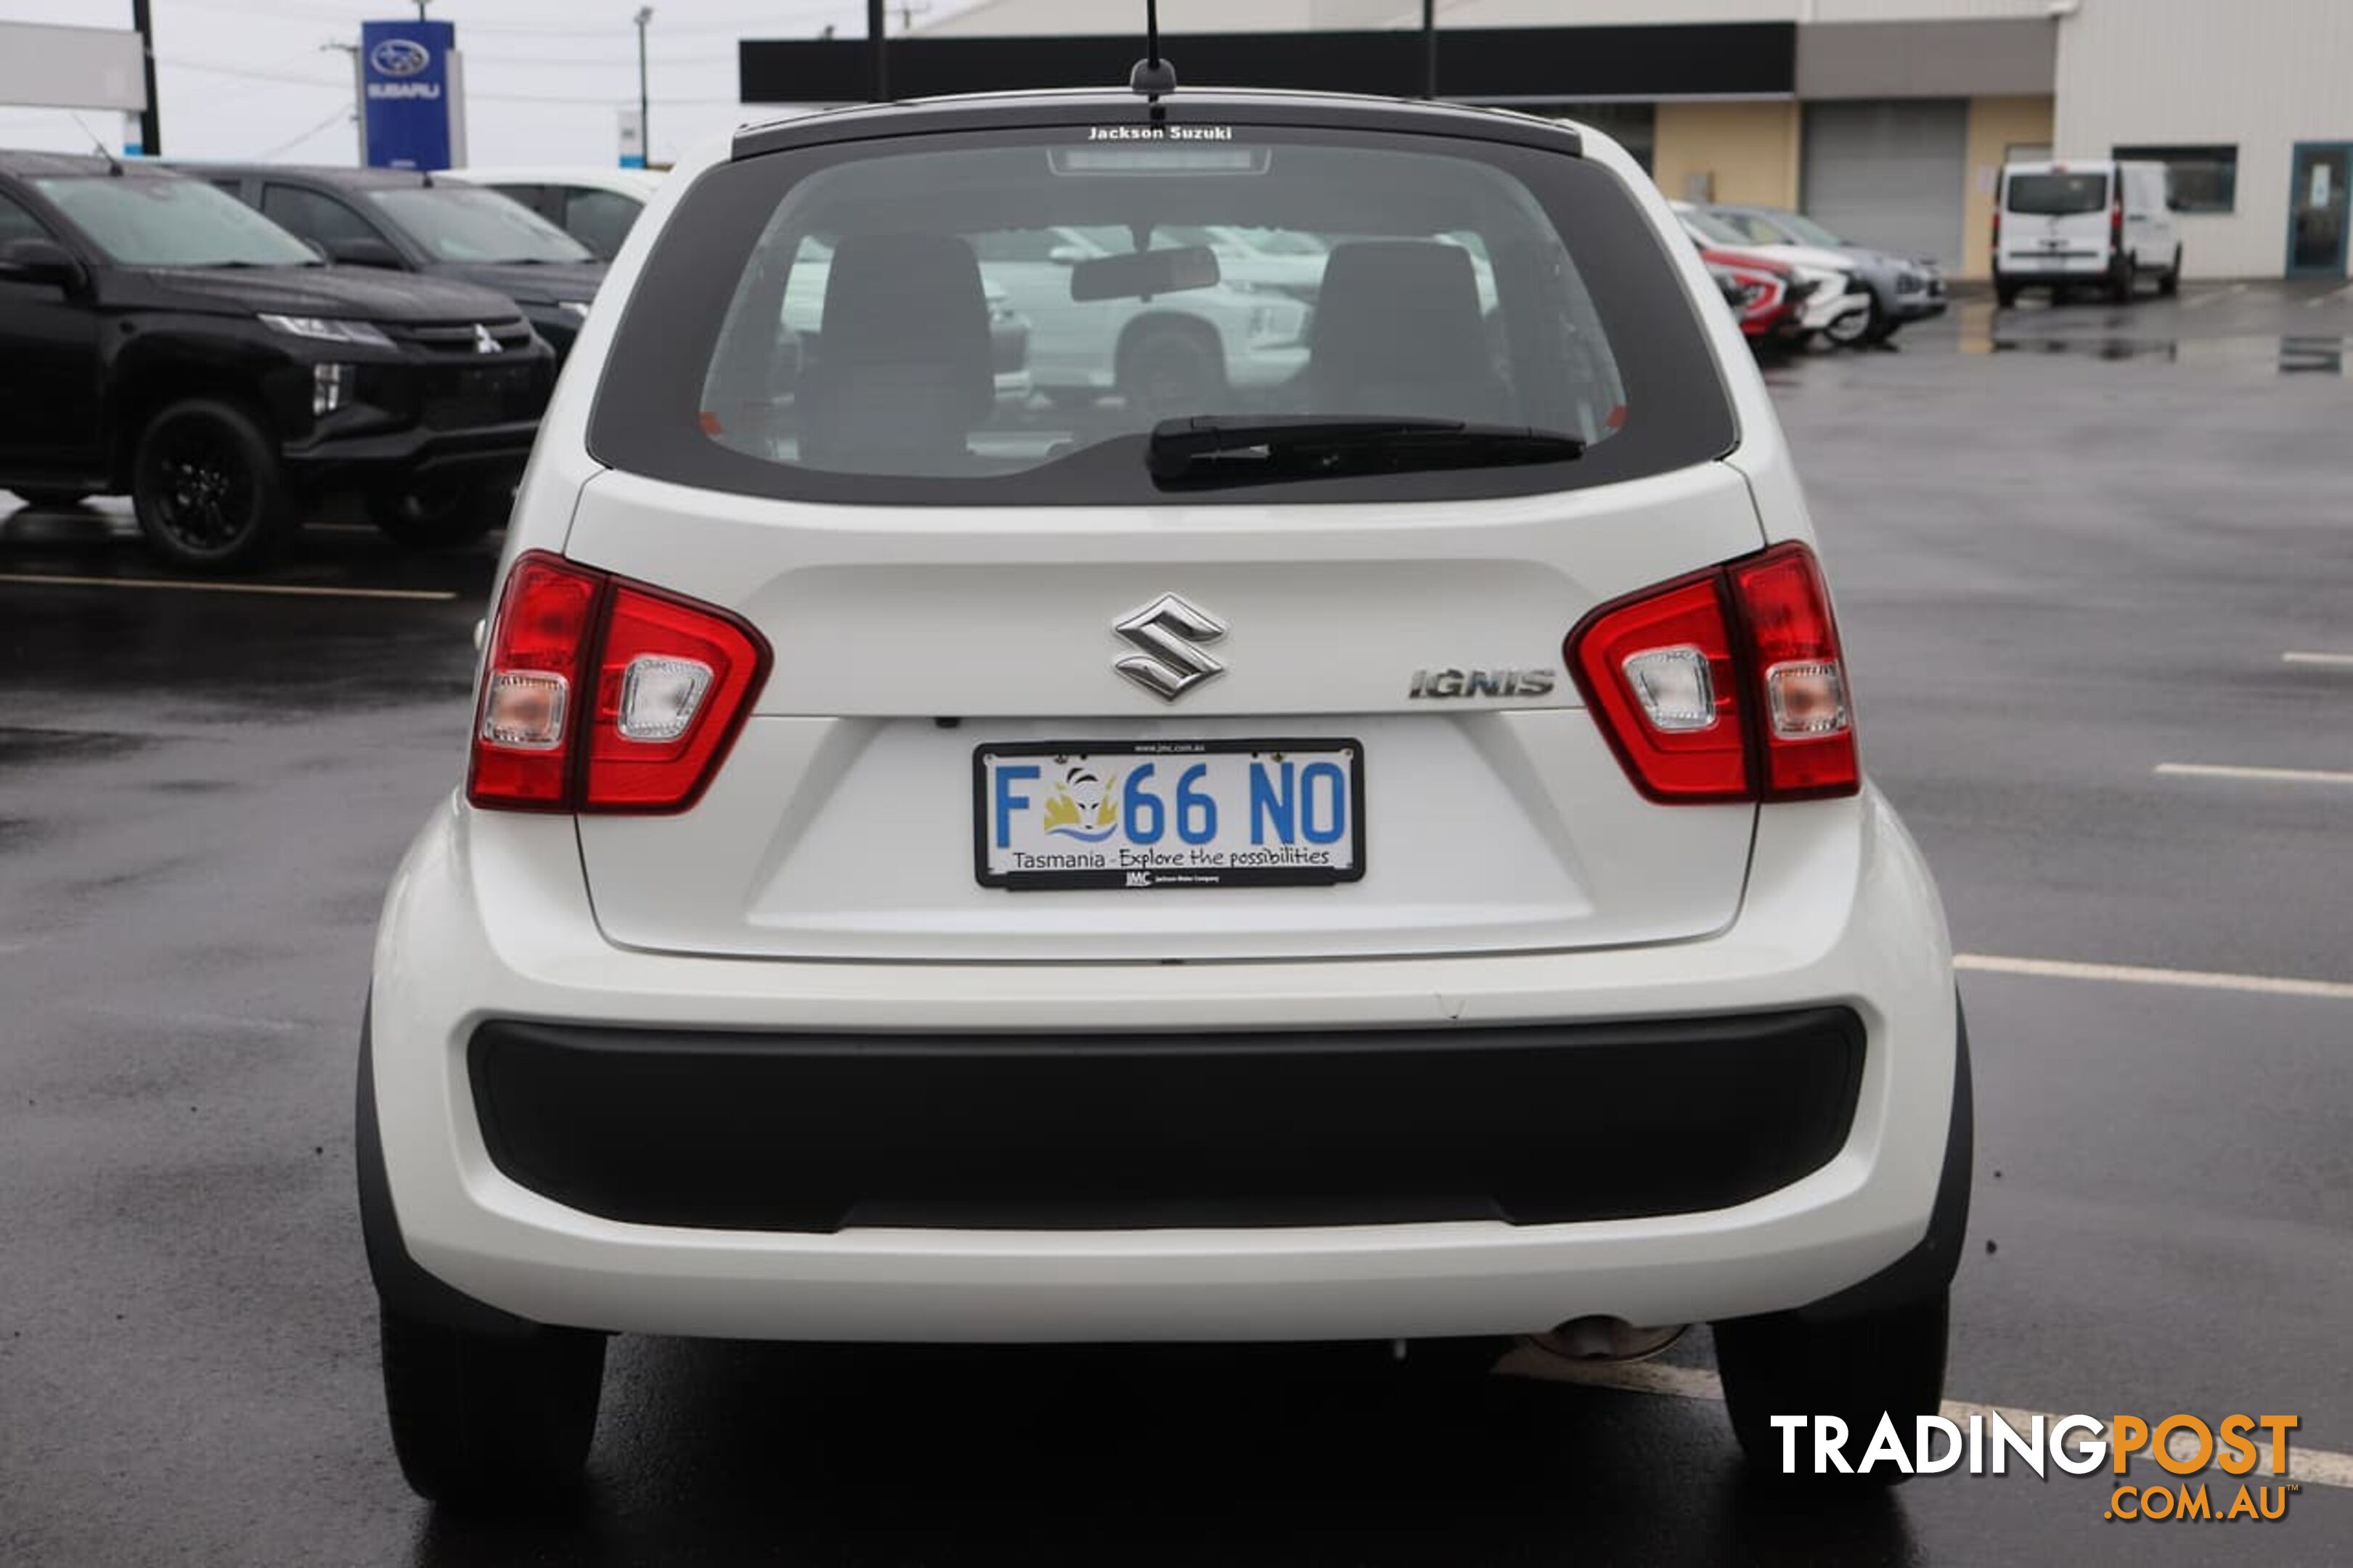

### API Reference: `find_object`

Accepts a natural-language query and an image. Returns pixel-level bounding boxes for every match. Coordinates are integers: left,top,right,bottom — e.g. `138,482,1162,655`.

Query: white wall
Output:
2054,0,2353,278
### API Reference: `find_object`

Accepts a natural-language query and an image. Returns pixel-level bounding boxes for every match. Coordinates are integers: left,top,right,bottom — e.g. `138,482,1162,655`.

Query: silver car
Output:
1702,205,1949,343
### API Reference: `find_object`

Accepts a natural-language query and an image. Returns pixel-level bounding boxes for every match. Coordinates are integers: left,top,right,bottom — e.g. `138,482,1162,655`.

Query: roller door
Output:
1801,99,1967,266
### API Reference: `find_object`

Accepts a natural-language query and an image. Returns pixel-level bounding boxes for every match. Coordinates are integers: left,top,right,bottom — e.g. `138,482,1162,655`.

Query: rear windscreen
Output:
588,123,1735,506
2005,173,2109,216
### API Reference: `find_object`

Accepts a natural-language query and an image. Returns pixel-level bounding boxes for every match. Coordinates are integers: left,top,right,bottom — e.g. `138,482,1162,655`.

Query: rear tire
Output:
131,398,293,572
1117,324,1224,420
1994,277,2020,309
379,1304,605,1506
2158,247,2182,297
1714,1290,1950,1487
367,476,510,550
2108,256,2136,304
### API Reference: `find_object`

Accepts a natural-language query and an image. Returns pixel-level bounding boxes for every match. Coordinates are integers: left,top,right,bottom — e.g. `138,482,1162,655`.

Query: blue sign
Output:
361,19,459,171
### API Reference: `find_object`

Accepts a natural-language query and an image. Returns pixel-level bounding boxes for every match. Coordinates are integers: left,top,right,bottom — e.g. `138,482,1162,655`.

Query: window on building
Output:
2113,145,2238,213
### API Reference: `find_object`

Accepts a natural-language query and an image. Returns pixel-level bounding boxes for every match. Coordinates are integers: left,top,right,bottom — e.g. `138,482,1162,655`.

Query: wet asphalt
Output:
1,282,2349,1564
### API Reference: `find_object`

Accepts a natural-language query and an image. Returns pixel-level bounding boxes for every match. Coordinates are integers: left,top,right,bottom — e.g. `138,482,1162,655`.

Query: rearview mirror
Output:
1068,244,1220,303
325,235,404,269
0,236,84,290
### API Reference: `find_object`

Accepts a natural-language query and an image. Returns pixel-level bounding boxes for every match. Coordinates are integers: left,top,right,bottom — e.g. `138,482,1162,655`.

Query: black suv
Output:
189,164,606,362
0,153,555,568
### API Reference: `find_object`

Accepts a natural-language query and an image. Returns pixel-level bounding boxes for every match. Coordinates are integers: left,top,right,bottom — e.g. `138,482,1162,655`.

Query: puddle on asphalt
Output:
1949,302,2351,376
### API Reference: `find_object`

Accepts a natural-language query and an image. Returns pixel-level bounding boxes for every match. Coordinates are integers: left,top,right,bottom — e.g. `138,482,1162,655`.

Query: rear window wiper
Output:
1146,415,1584,489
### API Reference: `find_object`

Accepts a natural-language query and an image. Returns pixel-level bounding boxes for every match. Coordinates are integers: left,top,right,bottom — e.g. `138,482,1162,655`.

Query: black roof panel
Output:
733,87,1581,161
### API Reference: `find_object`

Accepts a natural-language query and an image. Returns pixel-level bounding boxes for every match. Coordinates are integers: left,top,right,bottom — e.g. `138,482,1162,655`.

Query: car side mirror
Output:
325,235,403,269
1047,244,1088,267
0,236,85,290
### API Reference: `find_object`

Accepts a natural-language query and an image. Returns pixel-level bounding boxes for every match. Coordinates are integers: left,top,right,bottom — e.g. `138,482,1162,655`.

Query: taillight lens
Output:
468,550,770,814
1729,544,1858,799
1567,542,1859,805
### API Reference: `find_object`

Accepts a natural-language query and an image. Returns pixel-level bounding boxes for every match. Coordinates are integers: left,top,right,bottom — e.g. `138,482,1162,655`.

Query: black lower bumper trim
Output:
468,1008,1867,1233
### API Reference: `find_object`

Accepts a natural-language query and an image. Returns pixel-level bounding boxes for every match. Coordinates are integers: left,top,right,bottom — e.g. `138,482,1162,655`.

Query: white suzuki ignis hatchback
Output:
360,83,1968,1503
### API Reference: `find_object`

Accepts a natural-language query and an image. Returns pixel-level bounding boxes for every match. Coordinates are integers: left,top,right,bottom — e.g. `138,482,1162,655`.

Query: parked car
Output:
1155,223,1329,301
441,166,664,261
1699,204,1946,343
1994,158,2182,306
359,86,1965,1503
1702,248,1813,341
0,152,553,567
1673,202,1872,346
971,224,1310,409
182,164,607,360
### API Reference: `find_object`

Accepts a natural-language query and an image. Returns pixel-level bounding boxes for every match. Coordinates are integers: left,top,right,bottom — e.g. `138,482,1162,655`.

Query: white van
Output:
1994,159,2181,306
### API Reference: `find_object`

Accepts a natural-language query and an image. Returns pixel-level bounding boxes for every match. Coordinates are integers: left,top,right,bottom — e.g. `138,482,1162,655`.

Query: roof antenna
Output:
1129,0,1176,97
71,113,126,176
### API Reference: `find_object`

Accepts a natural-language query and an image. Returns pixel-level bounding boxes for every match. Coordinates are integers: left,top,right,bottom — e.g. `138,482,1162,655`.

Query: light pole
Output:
1422,0,1437,100
131,0,161,155
634,7,653,166
868,0,887,102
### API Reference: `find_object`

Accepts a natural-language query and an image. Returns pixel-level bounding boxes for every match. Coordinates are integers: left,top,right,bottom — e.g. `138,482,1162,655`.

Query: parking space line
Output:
0,572,455,603
2154,761,2353,786
1498,1349,2353,1490
2283,651,2353,667
2182,283,2248,310
1954,952,2353,1001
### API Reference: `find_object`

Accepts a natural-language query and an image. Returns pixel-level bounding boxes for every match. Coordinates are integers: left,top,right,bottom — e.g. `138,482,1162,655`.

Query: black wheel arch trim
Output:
356,1001,542,1339
1795,992,1972,1322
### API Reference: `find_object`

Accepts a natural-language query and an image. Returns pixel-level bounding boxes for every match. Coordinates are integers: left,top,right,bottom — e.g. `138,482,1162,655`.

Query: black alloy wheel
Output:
131,399,292,571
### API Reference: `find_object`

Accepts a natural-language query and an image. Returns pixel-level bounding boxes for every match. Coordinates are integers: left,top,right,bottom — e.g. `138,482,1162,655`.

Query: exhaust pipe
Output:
1527,1316,1686,1363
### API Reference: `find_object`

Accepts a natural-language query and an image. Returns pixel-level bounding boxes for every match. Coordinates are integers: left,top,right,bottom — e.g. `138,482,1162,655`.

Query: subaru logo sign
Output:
370,38,431,78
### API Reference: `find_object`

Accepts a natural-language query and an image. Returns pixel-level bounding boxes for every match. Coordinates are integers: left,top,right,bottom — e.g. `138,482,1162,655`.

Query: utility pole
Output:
130,0,162,155
868,0,888,102
414,0,431,21
633,7,653,166
1422,0,1438,100
323,41,366,165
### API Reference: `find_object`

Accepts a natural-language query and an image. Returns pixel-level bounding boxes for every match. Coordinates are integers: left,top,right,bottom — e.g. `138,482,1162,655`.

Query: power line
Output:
253,104,354,159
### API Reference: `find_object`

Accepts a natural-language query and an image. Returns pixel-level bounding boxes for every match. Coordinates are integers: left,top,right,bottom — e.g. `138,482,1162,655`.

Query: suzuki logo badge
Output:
1112,593,1226,701
472,323,499,355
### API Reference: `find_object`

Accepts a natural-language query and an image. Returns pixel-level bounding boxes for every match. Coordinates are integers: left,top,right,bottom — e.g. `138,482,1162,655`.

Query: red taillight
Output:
1729,544,1857,800
1567,542,1859,805
468,550,770,814
1991,207,2002,250
2111,187,2124,243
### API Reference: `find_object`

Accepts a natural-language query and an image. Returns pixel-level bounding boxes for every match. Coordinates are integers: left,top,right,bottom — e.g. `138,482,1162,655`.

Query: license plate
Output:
975,740,1365,889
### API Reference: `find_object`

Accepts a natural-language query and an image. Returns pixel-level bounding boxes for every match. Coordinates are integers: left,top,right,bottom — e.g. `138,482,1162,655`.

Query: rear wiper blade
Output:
1146,415,1583,487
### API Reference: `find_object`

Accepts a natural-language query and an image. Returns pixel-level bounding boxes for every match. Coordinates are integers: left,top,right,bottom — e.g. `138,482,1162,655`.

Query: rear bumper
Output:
1997,253,2113,278
365,788,1959,1342
468,1008,1865,1233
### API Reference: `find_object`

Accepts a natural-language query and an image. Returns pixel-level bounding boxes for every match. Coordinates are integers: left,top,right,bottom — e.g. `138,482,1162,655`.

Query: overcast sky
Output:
0,0,987,168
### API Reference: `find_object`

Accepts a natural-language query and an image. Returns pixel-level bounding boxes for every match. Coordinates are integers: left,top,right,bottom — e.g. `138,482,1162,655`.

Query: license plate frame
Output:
973,738,1367,891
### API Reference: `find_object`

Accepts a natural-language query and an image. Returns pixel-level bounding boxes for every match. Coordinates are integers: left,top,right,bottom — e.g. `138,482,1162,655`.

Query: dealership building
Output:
741,0,2353,282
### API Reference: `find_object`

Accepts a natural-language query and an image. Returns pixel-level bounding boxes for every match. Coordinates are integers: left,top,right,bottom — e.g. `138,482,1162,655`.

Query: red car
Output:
1702,245,1816,341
